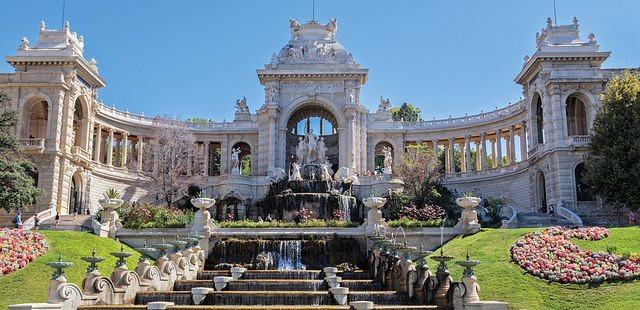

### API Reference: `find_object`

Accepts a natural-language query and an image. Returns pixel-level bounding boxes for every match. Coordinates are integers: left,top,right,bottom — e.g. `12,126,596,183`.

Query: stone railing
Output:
500,205,518,228
370,100,525,131
570,135,591,147
23,205,57,230
556,202,584,227
9,236,206,310
445,161,529,181
364,236,508,310
96,102,257,131
71,146,92,162
19,138,45,154
528,143,542,158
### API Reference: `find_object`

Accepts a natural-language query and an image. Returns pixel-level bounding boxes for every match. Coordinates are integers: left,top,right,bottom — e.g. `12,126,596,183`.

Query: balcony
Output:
570,135,591,148
19,138,45,154
71,145,92,164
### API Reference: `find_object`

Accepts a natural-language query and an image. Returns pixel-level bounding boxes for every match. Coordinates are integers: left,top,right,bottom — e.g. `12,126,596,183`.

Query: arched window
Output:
25,99,48,139
566,94,588,136
575,163,594,201
374,141,393,174
232,142,252,176
533,94,545,144
73,98,88,149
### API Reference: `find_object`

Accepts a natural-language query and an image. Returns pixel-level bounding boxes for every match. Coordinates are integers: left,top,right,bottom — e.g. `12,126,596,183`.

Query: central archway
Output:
285,104,340,174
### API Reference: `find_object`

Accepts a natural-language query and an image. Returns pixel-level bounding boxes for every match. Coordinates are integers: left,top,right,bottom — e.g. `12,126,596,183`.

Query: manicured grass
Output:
0,231,142,309
430,228,640,310
572,226,640,256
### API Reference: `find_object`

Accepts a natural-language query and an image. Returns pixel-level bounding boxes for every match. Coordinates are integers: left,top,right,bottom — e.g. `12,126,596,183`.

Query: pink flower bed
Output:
511,226,639,284
0,228,48,276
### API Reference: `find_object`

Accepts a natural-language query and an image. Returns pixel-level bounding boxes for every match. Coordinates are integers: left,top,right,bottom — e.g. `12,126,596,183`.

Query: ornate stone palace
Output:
1,17,634,220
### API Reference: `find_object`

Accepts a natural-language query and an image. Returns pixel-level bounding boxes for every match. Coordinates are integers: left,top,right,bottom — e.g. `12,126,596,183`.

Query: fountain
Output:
431,247,455,308
456,251,481,304
362,196,388,234
456,195,482,235
81,248,105,273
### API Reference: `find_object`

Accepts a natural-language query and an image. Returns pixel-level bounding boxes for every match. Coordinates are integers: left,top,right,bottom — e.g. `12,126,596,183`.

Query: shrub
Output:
483,197,508,227
398,204,445,221
387,218,446,228
216,219,358,228
122,203,194,229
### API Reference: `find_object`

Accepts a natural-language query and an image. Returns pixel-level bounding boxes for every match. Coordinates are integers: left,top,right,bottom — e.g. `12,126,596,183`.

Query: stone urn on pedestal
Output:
98,189,124,239
190,197,216,257
362,196,389,235
455,196,482,235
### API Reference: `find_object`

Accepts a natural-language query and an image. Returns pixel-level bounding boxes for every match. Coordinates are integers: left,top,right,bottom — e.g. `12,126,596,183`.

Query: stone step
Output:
174,279,382,291
80,305,438,310
197,270,371,280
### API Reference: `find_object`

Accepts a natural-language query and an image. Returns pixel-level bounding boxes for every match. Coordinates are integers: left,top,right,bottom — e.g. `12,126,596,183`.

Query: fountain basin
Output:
329,287,349,305
350,301,374,310
230,267,247,280
324,276,342,288
191,287,212,305
213,276,234,291
323,267,338,278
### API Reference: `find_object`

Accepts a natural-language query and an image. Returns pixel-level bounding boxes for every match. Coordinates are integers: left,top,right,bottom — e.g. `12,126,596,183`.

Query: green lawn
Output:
0,231,142,309
430,227,640,310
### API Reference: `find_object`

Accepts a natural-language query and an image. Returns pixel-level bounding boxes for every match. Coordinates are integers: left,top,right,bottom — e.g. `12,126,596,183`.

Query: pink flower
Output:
511,226,640,284
0,229,48,277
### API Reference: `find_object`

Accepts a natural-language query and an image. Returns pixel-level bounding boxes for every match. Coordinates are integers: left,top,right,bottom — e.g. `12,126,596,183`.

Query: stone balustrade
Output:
9,238,204,310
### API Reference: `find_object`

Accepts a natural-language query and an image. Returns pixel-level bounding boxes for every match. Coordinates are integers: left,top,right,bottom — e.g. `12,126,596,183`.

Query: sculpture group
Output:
295,129,328,166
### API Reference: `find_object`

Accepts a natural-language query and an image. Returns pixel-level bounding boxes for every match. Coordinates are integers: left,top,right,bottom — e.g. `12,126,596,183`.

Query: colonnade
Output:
92,125,143,171
437,121,527,174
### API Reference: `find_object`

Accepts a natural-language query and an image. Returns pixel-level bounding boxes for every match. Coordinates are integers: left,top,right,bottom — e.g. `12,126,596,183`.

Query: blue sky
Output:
1,1,638,121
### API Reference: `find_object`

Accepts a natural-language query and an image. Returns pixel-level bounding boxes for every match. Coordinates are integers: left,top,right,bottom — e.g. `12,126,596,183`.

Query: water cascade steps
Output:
78,268,438,309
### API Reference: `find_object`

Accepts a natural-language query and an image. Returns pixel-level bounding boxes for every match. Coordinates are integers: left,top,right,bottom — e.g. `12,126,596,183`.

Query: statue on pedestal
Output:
382,146,393,175
231,148,241,175
317,137,327,164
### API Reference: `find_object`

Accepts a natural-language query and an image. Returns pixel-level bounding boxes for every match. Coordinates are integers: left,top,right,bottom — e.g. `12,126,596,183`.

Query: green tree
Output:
395,144,441,206
583,71,640,211
0,91,43,212
390,102,421,122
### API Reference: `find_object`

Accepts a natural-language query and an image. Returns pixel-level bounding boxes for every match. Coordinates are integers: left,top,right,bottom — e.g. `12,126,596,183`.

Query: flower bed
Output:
0,229,48,276
511,226,640,284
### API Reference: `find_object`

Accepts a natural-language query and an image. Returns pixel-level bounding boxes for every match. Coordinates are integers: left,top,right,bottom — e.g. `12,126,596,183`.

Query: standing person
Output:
33,214,40,230
13,211,22,229
54,212,60,228
548,204,555,223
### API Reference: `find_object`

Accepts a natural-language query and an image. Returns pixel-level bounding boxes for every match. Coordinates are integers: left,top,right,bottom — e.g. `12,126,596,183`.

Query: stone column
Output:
431,139,438,157
107,129,114,166
520,121,527,162
203,141,210,176
509,125,516,165
490,138,496,168
480,133,488,171
448,137,455,173
348,112,357,168
122,133,129,168
137,136,144,172
474,140,481,171
268,114,276,174
464,135,472,173
495,130,503,168
94,125,102,162
443,144,450,173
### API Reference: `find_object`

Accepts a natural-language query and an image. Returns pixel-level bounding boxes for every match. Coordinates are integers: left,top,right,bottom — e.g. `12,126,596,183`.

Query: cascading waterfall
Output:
338,195,351,221
276,240,306,270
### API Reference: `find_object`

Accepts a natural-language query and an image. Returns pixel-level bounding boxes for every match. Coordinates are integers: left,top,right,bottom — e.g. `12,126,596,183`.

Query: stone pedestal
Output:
361,197,388,235
456,196,482,235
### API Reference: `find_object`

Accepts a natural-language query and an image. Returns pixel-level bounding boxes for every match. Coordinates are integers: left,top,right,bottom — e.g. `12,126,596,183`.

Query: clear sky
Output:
1,1,638,121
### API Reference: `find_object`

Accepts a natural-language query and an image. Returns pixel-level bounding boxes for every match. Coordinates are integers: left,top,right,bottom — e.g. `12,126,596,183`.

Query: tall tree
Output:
583,71,640,211
0,91,43,212
395,143,442,206
390,102,421,122
142,118,205,206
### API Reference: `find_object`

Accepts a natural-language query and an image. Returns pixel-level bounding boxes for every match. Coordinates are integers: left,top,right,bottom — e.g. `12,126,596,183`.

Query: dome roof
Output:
272,19,355,66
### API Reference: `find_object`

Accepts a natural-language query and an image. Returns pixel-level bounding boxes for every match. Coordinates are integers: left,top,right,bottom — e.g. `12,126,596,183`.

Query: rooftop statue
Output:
235,96,249,113
378,96,391,112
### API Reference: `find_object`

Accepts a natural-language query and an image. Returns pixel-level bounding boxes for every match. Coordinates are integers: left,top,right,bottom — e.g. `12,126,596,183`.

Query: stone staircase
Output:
516,212,574,227
41,214,93,231
78,269,438,309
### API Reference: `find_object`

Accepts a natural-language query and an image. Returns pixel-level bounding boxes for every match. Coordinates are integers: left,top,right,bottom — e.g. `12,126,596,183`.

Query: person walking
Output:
33,214,40,230
54,212,60,228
